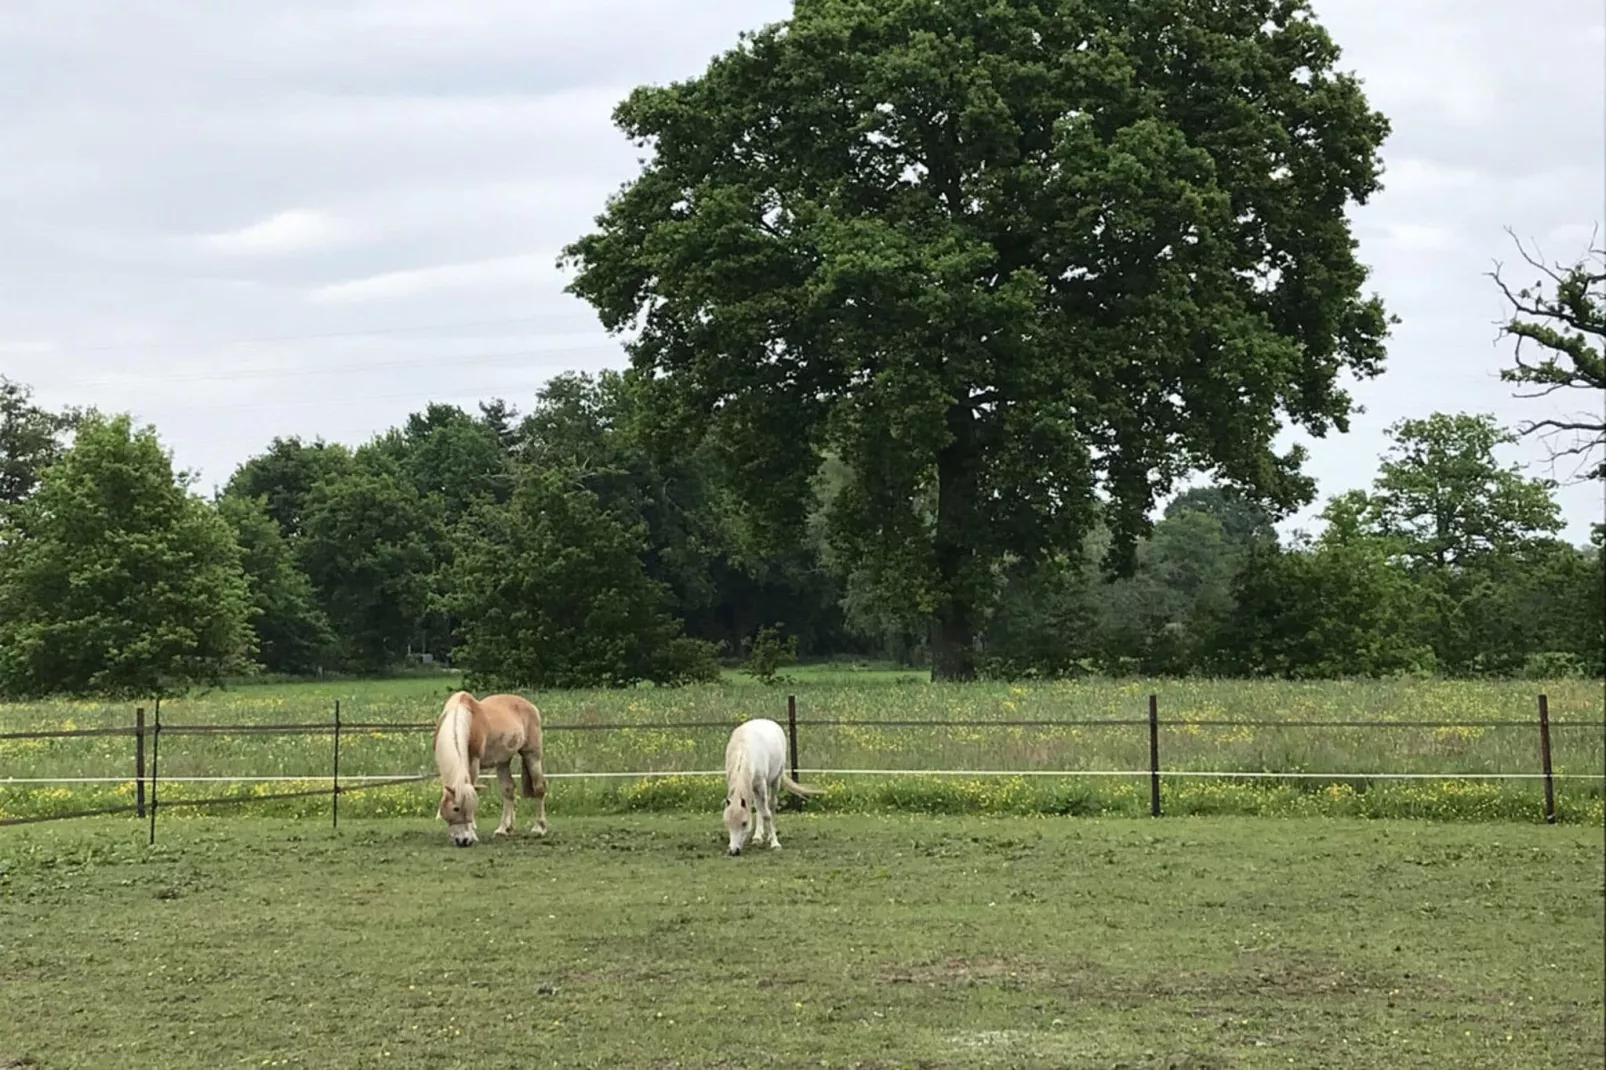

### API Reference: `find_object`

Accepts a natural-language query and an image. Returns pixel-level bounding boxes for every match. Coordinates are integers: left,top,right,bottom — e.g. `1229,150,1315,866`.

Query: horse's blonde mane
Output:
435,694,475,792
725,727,754,794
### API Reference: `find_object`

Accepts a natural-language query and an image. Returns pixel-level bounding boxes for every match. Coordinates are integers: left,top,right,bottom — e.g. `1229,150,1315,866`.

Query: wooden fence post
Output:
332,699,342,831
134,706,146,819
1148,693,1161,818
147,698,161,846
787,694,802,811
1537,693,1556,825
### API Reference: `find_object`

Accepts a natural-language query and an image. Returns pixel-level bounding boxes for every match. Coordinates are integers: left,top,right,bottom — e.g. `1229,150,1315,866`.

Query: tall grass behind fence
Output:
2,676,1603,828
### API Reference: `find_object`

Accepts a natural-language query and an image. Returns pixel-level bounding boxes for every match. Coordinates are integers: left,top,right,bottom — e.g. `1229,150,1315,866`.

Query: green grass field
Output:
1,812,1601,1069
2,671,1603,825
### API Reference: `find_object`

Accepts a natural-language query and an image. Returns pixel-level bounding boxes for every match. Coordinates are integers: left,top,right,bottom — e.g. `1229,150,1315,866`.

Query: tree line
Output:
1,0,1600,698
0,371,1598,700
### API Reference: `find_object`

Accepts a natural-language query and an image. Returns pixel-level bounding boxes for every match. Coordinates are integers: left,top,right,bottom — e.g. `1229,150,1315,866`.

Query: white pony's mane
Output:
725,732,754,794
436,695,474,791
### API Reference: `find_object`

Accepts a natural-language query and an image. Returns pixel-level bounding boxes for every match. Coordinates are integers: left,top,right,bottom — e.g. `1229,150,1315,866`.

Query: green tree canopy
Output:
1362,412,1563,571
297,449,447,673
224,435,356,539
561,0,1394,679
0,414,255,698
446,465,718,689
1215,497,1433,679
0,377,80,506
369,402,514,519
217,493,336,676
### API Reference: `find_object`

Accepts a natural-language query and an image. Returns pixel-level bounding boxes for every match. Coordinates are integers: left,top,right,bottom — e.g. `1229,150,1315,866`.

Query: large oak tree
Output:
561,0,1393,679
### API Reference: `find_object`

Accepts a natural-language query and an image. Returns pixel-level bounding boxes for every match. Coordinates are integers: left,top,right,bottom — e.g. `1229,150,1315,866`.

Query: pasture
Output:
2,812,1602,1069
1,672,1602,825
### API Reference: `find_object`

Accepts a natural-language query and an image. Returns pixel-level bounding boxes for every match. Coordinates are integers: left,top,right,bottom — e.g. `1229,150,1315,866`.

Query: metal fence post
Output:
787,694,802,811
1537,693,1556,824
147,697,161,846
134,706,146,819
332,699,342,831
1148,693,1161,818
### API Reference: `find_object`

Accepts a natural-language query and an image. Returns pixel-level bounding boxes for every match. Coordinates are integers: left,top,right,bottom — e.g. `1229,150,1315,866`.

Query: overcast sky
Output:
2,0,1601,542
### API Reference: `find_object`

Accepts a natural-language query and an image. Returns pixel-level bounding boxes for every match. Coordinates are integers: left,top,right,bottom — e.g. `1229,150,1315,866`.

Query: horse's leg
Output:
522,750,549,837
493,764,517,836
763,775,782,849
752,778,772,848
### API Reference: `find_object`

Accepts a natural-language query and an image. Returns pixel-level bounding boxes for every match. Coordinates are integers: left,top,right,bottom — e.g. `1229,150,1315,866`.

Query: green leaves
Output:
296,449,446,675
562,0,1395,678
1367,412,1563,570
0,376,79,506
445,466,718,690
0,414,255,699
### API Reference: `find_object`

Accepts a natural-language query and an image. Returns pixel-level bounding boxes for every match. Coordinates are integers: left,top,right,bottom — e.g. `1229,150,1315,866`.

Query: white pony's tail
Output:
778,771,822,798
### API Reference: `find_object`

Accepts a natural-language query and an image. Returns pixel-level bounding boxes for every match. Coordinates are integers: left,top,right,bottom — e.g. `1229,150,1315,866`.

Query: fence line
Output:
6,719,1605,741
6,768,1606,786
3,692,1602,835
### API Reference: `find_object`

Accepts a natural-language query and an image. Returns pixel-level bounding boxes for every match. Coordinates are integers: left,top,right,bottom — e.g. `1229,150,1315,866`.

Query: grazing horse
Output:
722,717,820,856
433,690,548,847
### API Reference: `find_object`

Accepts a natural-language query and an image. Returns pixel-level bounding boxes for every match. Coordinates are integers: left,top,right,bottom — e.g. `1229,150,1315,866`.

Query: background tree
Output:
1491,230,1605,481
1364,413,1563,571
0,414,255,698
224,436,356,539
446,465,719,689
297,448,447,673
560,0,1395,680
368,402,514,518
0,376,80,505
217,493,336,676
1214,495,1434,678
1351,413,1564,673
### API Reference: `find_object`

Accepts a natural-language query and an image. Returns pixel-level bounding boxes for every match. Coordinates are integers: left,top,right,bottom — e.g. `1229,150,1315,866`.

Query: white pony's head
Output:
438,783,480,847
722,791,749,856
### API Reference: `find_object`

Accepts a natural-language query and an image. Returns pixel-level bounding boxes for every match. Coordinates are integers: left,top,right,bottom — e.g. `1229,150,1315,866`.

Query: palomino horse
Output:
722,717,820,855
433,690,548,847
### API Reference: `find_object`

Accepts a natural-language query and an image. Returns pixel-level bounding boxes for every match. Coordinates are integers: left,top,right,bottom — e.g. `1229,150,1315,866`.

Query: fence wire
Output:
3,693,1601,834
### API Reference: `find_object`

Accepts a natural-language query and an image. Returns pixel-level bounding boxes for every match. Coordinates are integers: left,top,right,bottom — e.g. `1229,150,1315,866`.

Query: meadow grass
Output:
1,812,1601,1069
1,671,1602,825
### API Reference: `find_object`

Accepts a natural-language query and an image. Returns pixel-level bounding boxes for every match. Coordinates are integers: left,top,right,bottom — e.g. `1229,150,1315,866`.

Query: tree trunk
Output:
930,402,981,683
930,597,977,682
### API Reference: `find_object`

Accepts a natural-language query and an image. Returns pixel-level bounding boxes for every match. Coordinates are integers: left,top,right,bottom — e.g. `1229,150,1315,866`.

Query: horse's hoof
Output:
494,828,510,837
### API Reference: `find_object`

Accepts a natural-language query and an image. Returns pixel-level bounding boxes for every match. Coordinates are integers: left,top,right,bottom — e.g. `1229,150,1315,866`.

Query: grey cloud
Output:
0,0,1599,541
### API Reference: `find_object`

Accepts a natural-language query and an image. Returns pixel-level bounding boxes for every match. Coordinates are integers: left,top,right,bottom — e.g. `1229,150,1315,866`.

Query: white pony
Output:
721,717,820,855
433,690,548,847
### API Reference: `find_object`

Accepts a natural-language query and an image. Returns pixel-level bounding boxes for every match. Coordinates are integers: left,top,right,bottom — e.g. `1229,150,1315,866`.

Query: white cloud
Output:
310,253,564,305
199,209,354,256
0,0,1599,542
1379,223,1461,254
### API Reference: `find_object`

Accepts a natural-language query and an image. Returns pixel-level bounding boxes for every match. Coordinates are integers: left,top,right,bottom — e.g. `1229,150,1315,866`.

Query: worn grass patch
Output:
1,813,1602,1069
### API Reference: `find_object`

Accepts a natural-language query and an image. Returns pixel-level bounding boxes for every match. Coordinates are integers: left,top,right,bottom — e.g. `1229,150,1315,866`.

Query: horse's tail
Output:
520,751,541,798
778,771,823,798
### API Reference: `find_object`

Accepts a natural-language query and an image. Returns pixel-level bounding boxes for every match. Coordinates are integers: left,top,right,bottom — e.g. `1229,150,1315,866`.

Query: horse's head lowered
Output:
722,793,749,856
437,783,480,847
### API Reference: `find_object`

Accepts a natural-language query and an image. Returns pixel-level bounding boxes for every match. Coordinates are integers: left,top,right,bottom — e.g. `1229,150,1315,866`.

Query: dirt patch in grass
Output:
878,953,1416,1005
